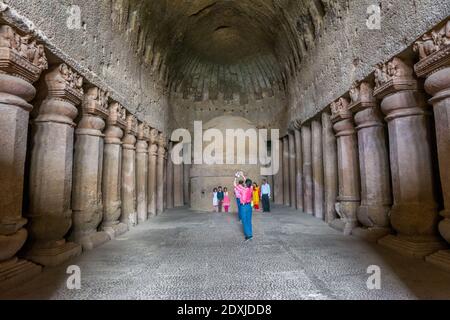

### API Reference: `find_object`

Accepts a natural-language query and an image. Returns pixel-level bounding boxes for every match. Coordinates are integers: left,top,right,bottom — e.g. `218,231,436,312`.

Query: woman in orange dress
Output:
252,183,260,211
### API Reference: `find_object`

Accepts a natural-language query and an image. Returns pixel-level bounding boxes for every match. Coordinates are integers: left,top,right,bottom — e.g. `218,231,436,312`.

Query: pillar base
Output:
72,231,111,251
26,242,81,267
352,227,391,242
329,218,345,232
426,250,450,273
100,222,128,239
0,257,41,291
378,235,446,258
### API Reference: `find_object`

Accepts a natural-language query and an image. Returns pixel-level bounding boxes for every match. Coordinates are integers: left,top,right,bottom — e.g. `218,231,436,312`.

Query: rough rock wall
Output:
3,0,169,131
287,0,450,125
170,90,287,135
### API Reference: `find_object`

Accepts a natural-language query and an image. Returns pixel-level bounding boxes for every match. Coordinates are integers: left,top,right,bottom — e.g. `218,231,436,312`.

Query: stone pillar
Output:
173,143,184,207
349,81,392,241
282,136,290,206
136,122,150,223
331,98,360,235
156,133,167,215
301,125,313,215
71,87,110,250
311,119,324,220
274,138,284,205
293,124,303,211
414,22,450,269
100,102,128,238
166,141,174,209
147,128,159,216
374,57,444,257
322,112,339,226
0,25,46,289
27,64,82,266
121,114,137,227
184,161,191,206
164,145,168,210
288,132,296,209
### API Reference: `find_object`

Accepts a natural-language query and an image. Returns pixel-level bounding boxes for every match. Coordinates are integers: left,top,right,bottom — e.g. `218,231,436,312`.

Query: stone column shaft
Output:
274,138,284,205
301,125,313,214
288,132,296,209
349,81,392,241
282,136,290,206
0,25,46,289
100,102,128,238
71,87,110,250
147,129,159,216
121,115,137,227
166,142,174,209
136,123,149,223
27,64,83,266
173,143,184,207
375,57,444,257
414,26,450,266
156,134,167,215
331,98,361,235
311,119,324,220
184,162,191,205
294,127,303,211
322,112,338,225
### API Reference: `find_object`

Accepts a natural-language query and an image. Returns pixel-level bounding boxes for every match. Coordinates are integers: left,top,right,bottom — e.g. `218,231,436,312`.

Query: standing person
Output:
239,177,254,242
217,186,224,212
261,179,271,212
212,188,219,212
252,182,261,212
223,187,231,213
234,179,245,221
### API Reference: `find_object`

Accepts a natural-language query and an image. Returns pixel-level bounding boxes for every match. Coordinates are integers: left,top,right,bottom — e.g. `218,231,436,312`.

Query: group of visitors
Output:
212,186,231,212
212,172,271,242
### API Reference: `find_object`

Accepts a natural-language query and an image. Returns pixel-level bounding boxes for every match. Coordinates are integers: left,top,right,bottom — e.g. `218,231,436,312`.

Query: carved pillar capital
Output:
104,101,126,144
148,128,159,156
136,122,150,153
0,25,48,83
36,64,83,126
374,57,427,122
0,25,48,112
122,114,137,149
414,19,450,100
77,86,109,136
349,81,384,130
331,97,355,136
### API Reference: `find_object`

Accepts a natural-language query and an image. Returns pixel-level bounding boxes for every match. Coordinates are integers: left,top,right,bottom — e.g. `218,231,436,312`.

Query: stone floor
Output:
2,205,450,300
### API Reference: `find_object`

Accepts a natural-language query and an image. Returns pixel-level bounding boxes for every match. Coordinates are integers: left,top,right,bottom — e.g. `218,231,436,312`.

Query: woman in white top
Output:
212,188,219,212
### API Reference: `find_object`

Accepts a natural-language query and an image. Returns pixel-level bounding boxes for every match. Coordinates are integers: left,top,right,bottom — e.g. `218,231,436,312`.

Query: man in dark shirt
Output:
217,186,224,212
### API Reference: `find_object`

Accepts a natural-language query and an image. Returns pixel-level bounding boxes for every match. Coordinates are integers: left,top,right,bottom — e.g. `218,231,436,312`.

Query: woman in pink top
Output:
234,175,253,242
223,187,231,213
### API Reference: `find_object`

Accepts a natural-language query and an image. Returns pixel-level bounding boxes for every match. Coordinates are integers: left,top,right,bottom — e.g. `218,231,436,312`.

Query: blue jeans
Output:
236,198,242,221
241,203,253,238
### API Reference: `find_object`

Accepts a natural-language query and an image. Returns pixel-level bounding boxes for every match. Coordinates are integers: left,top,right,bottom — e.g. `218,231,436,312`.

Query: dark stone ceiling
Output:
136,0,333,103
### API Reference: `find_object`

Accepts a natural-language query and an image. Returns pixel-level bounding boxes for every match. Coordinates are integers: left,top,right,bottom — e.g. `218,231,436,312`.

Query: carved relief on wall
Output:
373,57,417,98
414,19,450,78
0,25,48,82
82,87,110,118
46,63,84,105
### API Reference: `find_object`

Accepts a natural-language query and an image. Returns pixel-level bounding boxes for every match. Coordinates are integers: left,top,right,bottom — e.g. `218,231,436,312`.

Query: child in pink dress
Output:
223,187,231,212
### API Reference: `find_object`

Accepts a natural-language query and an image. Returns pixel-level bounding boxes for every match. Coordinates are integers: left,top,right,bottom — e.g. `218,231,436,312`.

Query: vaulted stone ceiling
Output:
133,0,335,104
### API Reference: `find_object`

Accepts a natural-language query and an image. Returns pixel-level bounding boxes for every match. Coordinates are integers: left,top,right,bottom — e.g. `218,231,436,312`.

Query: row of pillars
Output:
274,19,450,271
0,24,171,290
